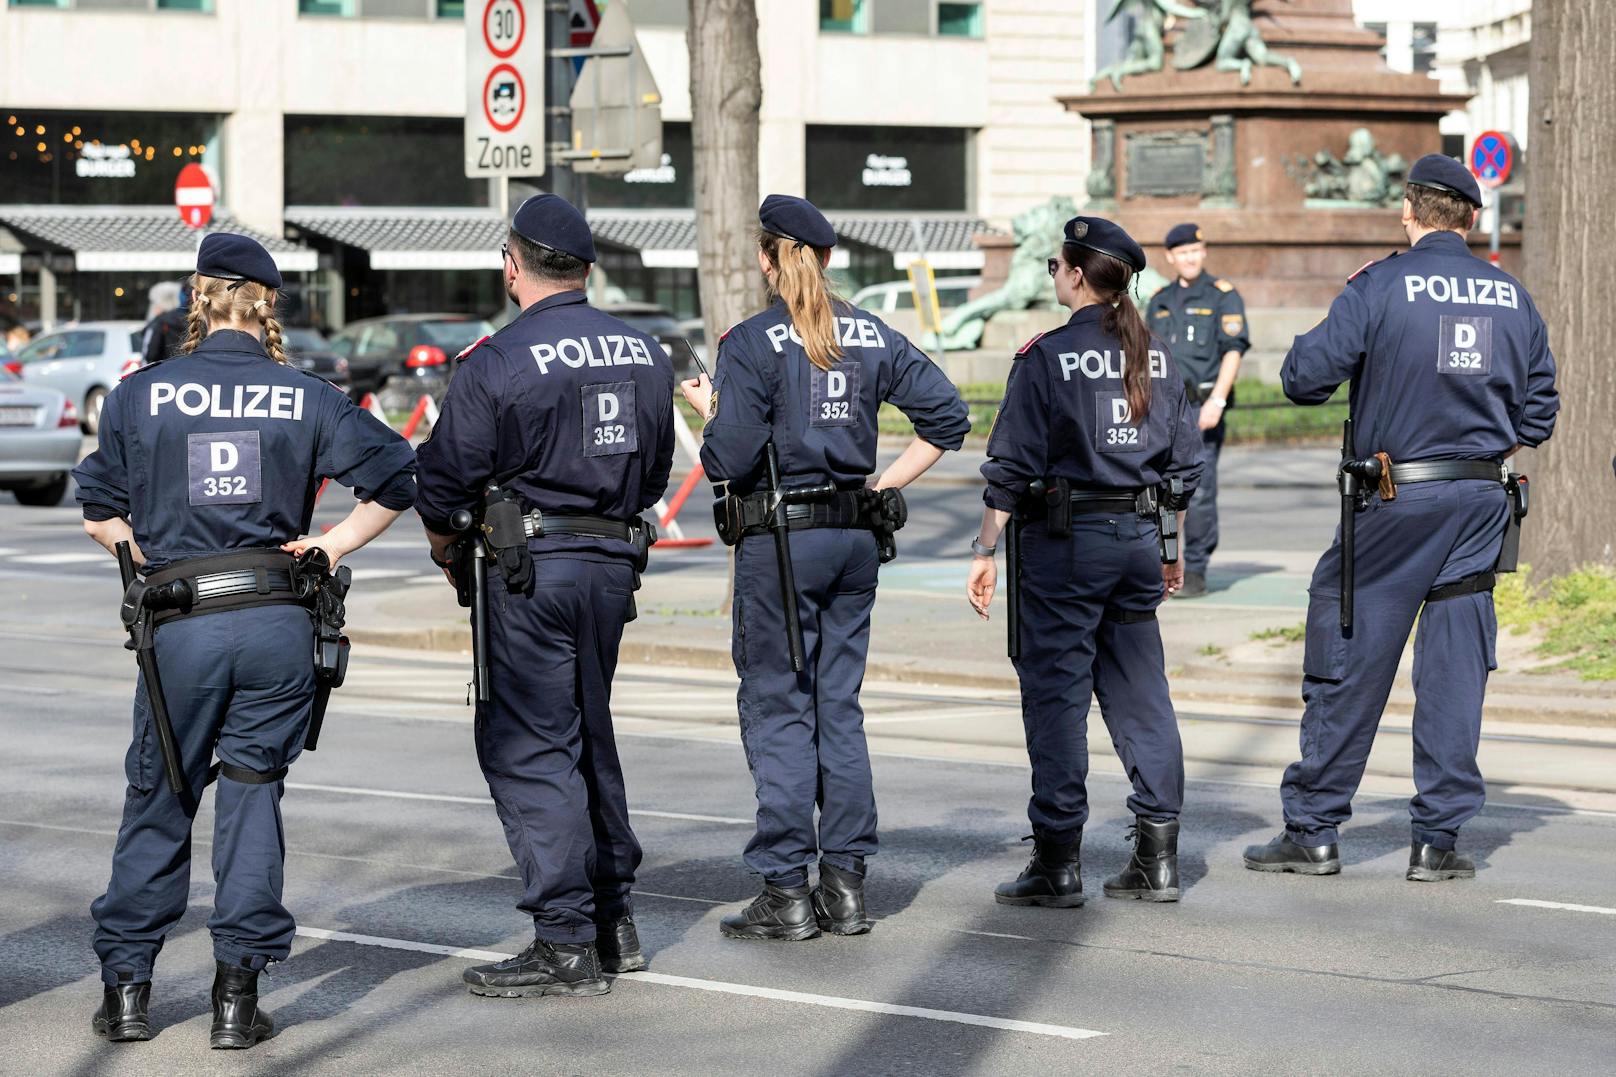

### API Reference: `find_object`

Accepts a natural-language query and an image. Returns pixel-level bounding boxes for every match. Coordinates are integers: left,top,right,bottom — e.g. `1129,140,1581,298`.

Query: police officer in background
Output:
73,234,417,1048
968,216,1203,907
415,195,674,997
1147,223,1249,598
141,280,190,365
679,195,968,941
1244,155,1558,881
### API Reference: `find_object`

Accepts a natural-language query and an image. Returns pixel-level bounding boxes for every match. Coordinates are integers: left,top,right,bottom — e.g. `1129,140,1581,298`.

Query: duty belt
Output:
738,489,867,536
520,510,638,543
1386,459,1508,486
142,549,308,627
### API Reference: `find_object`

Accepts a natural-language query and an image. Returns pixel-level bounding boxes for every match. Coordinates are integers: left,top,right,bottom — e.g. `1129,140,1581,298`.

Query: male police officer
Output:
1147,223,1249,597
1245,155,1558,880
415,194,675,998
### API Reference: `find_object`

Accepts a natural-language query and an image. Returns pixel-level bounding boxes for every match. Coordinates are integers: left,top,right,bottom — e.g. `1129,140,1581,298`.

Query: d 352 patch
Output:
582,381,638,457
810,362,861,428
1095,394,1145,454
187,430,262,506
1438,314,1493,376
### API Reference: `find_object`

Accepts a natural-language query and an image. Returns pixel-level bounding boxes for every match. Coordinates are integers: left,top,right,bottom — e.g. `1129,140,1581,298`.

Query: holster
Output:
1042,477,1073,537
482,486,535,596
1496,472,1529,573
713,490,744,547
1155,477,1185,565
857,486,909,564
292,548,352,751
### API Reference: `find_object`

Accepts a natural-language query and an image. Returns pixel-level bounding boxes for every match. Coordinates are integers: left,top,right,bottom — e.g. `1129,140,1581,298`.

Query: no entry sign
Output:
465,0,544,178
174,163,213,229
1470,131,1514,190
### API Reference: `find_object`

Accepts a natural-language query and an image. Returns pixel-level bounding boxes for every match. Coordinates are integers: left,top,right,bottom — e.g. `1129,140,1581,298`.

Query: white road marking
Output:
285,781,750,825
1497,899,1616,916
11,552,111,564
345,568,419,581
293,925,1108,1042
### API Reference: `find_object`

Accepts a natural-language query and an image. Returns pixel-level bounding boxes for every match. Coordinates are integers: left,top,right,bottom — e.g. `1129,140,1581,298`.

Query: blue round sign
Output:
1470,131,1512,189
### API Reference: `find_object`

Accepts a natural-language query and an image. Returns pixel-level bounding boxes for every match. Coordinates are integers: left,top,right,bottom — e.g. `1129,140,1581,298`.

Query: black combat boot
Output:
1242,832,1341,875
995,832,1084,908
462,940,609,998
209,961,274,1050
812,859,873,935
1406,841,1476,882
719,881,821,941
595,915,647,973
91,982,152,1042
1103,817,1181,902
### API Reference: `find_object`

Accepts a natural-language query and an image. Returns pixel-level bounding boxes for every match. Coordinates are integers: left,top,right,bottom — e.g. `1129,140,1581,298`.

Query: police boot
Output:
1103,817,1181,902
719,882,821,941
209,962,274,1050
595,915,647,973
462,940,609,998
995,833,1084,908
1406,841,1476,882
1242,832,1341,875
91,982,152,1042
812,859,873,936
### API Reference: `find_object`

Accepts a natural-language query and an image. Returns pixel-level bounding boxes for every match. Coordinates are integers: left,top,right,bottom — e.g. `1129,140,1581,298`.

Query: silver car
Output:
13,320,144,434
0,368,81,507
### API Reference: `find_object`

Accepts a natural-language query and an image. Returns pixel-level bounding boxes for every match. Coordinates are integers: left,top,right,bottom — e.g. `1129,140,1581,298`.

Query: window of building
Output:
806,125,970,212
299,0,355,15
1,110,220,205
1411,22,1437,74
821,0,869,34
7,0,214,8
436,0,462,15
284,116,489,207
937,2,981,37
586,123,693,209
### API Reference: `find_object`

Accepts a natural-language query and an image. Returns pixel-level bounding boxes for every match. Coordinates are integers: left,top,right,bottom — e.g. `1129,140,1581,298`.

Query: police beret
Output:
759,194,837,250
512,193,597,263
1063,216,1147,273
1164,222,1204,250
197,232,282,290
1407,154,1483,208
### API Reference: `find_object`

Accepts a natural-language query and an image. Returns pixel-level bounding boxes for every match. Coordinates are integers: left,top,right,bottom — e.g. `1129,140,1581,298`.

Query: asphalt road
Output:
2,490,1614,1075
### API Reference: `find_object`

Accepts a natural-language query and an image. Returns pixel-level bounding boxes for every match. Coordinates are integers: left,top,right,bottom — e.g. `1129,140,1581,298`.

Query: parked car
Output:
601,303,700,379
283,327,351,392
326,314,495,402
851,275,981,315
0,367,81,506
11,320,144,434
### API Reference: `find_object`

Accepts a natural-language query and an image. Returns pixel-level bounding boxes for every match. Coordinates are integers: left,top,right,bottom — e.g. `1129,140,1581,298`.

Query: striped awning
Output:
830,215,1002,270
0,206,315,272
285,207,508,271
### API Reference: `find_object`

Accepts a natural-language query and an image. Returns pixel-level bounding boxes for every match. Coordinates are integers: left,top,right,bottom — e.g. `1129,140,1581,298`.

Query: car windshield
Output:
283,328,327,352
419,320,493,349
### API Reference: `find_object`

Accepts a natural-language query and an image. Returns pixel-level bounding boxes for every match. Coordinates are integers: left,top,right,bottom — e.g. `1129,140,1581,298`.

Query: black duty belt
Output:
1070,495,1145,516
1387,460,1508,485
521,510,636,542
143,549,306,627
740,489,867,536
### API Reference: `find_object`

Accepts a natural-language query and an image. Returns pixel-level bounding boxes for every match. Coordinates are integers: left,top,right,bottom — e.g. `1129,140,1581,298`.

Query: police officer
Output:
967,216,1203,907
679,195,967,940
415,194,674,996
73,233,417,1048
1146,223,1249,598
1244,155,1559,880
141,280,190,365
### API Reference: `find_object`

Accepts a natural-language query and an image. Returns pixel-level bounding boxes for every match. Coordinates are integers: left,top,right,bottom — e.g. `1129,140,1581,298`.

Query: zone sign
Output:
465,0,544,177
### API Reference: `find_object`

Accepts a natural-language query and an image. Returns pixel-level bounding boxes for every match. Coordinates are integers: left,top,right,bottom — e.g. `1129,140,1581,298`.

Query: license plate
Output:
0,406,40,427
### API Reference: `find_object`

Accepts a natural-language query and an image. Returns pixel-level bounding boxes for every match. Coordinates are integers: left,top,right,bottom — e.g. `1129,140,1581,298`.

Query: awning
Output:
0,206,315,273
590,210,853,269
285,207,507,271
829,215,1003,271
0,252,18,275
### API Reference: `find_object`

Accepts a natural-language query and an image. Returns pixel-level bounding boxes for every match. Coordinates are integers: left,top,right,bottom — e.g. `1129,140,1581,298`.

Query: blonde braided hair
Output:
181,273,288,364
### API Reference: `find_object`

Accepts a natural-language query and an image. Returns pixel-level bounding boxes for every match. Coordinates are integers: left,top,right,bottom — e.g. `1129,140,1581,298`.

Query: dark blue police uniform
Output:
72,233,416,1043
702,195,968,939
1247,155,1559,878
414,196,674,983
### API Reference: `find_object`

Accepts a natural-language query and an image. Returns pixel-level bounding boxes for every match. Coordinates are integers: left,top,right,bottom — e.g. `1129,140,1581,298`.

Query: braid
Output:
181,297,207,354
260,303,287,365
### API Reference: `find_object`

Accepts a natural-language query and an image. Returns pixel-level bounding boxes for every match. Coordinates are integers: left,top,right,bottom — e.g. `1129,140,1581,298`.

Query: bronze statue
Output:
1209,0,1301,85
1091,0,1208,92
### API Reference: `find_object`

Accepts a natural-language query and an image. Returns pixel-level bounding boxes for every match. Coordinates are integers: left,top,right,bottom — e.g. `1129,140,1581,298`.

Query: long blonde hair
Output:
181,274,287,364
759,231,843,372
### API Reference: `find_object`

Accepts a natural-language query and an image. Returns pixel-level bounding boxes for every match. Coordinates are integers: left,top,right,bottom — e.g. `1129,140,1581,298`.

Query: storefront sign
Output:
624,153,676,185
862,154,912,188
75,144,135,180
806,126,967,211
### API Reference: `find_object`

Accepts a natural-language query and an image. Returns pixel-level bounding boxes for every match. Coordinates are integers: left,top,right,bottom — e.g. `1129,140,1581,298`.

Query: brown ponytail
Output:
181,281,207,355
180,273,286,363
256,301,287,365
1065,242,1153,423
759,231,843,372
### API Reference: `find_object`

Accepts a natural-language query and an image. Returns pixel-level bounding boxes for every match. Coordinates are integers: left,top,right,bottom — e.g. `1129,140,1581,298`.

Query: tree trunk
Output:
1523,0,1616,577
688,0,763,341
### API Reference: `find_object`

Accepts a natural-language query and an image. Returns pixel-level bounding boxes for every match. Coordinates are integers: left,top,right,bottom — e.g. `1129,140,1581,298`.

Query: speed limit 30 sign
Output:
465,0,544,177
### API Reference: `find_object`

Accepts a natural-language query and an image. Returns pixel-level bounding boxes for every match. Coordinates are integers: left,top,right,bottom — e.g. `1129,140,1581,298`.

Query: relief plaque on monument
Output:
1125,131,1206,197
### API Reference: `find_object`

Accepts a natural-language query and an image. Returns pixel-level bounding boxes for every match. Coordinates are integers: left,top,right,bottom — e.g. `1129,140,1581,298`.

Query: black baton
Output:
765,442,836,673
1005,514,1021,660
450,509,491,703
116,541,187,797
1336,419,1382,633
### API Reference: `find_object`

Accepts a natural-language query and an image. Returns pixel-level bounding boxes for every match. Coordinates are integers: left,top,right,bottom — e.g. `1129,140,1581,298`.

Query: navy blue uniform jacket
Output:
73,330,417,569
414,290,676,562
701,299,969,492
982,306,1204,511
1147,273,1250,388
1282,230,1558,460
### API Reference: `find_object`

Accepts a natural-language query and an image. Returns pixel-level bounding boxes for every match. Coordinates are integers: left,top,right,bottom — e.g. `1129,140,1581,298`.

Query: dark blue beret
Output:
759,194,837,250
1408,154,1483,208
197,232,282,290
512,193,597,263
1063,216,1147,273
1164,222,1204,250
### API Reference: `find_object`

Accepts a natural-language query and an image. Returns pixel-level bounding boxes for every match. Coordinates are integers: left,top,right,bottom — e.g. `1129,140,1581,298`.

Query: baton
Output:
765,442,836,673
450,509,491,703
1336,419,1381,633
1005,515,1021,660
116,541,187,797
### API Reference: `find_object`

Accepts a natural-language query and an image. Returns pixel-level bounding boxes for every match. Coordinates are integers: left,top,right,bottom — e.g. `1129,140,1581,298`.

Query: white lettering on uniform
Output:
1454,322,1477,349
149,383,176,415
1111,398,1133,424
243,385,268,418
1404,275,1520,309
211,442,238,471
270,385,294,419
531,342,557,374
146,382,303,419
766,324,792,353
598,393,620,421
628,337,652,366
827,370,847,398
1149,349,1169,380
558,338,590,370
177,384,210,416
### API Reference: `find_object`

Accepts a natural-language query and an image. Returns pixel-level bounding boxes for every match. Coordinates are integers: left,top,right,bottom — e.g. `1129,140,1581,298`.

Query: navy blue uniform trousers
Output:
479,554,642,944
1013,514,1184,840
732,528,880,887
1182,422,1223,577
1283,480,1509,849
93,605,314,985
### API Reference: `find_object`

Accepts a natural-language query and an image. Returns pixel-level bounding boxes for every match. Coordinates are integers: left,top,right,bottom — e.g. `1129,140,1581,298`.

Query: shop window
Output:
1,109,219,205
806,125,970,212
436,0,463,15
284,116,489,207
299,0,355,15
820,0,869,34
1412,22,1437,74
937,2,981,37
586,123,693,209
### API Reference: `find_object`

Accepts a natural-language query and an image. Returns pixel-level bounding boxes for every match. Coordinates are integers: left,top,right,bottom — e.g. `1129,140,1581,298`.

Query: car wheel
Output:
14,474,68,507
83,386,108,435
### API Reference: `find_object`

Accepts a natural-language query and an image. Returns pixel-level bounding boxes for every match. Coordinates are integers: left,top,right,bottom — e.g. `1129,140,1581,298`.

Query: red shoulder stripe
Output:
1015,330,1048,357
454,334,491,361
1347,260,1376,282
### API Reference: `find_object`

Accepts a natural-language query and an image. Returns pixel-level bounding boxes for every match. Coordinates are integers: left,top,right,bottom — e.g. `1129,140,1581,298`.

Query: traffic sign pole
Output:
546,0,585,209
1469,131,1515,268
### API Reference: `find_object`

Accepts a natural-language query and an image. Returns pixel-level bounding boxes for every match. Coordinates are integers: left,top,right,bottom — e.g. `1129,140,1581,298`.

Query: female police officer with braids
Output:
966,216,1203,908
72,234,416,1049
680,195,968,941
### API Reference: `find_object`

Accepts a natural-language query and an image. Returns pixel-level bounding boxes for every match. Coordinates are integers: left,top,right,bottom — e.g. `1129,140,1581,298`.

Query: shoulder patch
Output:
718,323,740,344
1347,250,1399,283
1213,278,1234,293
1014,330,1048,358
454,334,491,362
120,356,169,381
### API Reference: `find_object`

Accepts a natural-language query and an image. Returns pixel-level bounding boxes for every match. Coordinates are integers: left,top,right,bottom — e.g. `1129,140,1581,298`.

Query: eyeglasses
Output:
500,243,511,267
1046,258,1063,277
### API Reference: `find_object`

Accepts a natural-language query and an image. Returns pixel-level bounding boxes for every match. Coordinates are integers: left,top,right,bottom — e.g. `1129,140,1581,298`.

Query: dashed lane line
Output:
1496,899,1616,916
292,925,1108,1042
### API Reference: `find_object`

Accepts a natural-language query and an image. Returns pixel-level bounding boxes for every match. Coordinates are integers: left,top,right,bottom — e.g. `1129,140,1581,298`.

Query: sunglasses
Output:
1047,257,1070,278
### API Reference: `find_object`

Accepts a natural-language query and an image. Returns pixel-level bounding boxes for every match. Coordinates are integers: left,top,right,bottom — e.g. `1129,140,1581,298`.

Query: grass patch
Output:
1494,565,1616,680
1197,643,1226,659
1251,622,1307,645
